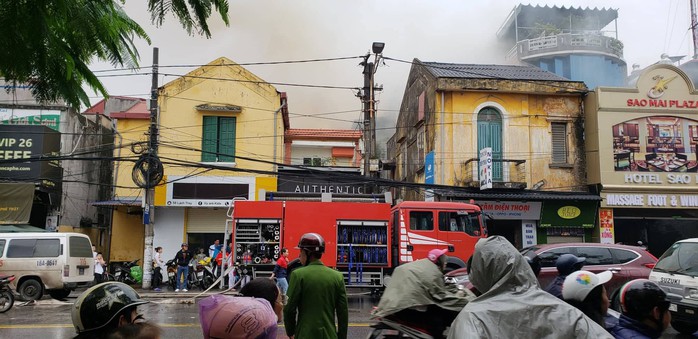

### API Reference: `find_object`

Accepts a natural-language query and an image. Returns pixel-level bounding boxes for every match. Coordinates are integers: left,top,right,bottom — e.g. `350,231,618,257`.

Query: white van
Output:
0,232,94,301
649,238,698,335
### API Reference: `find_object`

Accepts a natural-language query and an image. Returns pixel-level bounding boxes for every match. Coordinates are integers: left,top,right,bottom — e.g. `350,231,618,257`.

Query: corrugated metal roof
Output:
422,62,572,82
285,129,362,140
497,5,618,41
437,189,600,201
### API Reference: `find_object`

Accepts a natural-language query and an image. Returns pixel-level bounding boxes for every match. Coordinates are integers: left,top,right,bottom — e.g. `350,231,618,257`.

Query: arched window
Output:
477,107,502,180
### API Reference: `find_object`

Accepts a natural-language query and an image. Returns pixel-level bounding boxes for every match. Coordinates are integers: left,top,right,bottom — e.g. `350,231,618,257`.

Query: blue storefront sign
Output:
425,151,435,184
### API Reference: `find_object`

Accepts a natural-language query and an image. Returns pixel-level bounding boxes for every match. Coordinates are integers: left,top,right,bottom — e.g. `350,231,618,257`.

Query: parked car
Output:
520,242,658,295
648,238,698,335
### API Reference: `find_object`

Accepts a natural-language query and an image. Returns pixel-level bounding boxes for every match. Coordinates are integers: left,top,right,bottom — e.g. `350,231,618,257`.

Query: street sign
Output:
479,147,492,190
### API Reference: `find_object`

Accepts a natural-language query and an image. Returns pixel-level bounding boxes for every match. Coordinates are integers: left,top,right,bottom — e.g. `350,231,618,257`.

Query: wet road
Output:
0,292,694,338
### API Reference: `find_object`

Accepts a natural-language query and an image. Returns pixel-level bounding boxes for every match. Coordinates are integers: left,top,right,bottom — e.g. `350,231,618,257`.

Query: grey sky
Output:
90,0,694,139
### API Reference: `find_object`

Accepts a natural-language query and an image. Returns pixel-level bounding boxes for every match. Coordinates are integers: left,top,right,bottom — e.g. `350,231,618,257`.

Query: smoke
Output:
91,0,689,137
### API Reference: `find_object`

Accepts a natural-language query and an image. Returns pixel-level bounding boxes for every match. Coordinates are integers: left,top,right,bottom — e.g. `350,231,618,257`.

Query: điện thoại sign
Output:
0,183,34,224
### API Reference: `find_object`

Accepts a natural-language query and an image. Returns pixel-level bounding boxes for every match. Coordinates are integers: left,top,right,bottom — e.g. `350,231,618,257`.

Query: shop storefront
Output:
585,64,698,257
441,190,599,249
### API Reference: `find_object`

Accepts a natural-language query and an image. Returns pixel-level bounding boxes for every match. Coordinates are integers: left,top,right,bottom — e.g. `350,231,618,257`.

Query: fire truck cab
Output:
227,193,486,288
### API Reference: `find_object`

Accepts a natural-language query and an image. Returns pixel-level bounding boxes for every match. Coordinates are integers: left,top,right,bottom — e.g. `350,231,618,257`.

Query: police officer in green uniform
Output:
284,233,348,339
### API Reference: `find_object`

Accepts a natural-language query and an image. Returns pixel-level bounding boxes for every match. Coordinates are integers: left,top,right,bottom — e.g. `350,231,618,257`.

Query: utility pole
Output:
689,0,698,60
362,54,373,178
142,47,159,289
361,42,385,180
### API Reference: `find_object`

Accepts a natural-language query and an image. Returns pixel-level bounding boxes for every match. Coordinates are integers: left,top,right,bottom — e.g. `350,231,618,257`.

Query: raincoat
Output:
447,236,613,339
373,258,472,318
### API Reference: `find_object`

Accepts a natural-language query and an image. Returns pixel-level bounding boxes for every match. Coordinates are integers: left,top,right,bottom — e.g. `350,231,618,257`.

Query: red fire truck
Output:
225,192,487,289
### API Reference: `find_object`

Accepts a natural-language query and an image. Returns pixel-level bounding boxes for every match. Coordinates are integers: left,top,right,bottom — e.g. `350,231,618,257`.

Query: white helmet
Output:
562,270,613,302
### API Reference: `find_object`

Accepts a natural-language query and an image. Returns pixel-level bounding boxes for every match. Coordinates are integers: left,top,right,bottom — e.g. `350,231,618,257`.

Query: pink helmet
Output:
199,294,278,339
428,248,448,263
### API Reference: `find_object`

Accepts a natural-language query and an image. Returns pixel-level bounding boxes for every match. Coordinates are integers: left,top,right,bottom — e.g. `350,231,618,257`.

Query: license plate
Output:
78,268,85,275
669,303,678,312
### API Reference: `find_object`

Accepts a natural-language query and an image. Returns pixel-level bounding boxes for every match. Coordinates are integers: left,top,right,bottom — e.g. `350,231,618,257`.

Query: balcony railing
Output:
514,33,623,61
461,158,527,189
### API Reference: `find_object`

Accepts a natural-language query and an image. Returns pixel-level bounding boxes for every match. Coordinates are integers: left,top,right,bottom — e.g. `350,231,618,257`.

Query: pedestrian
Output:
562,270,613,329
544,253,586,298
447,236,611,339
609,279,672,339
152,247,166,292
72,282,151,339
373,248,472,338
209,240,222,277
173,242,193,292
239,277,284,321
196,248,207,261
284,233,348,339
94,252,106,284
271,248,290,297
107,322,162,339
198,294,278,339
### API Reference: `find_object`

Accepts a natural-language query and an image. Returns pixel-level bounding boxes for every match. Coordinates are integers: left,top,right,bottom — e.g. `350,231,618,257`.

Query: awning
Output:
0,224,48,233
437,189,601,201
91,197,142,206
0,183,34,223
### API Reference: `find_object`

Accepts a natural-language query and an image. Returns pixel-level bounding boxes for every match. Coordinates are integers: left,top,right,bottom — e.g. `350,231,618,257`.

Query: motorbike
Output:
0,275,16,313
367,269,471,339
166,259,178,290
194,258,216,290
114,259,140,284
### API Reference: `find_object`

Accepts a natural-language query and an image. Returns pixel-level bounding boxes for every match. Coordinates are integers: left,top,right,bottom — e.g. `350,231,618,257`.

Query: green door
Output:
477,108,502,180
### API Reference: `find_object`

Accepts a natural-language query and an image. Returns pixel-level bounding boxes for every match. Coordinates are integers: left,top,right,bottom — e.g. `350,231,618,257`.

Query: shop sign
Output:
165,176,255,206
599,209,614,244
0,108,61,131
603,192,698,208
0,125,61,185
479,148,492,190
477,201,542,220
540,200,597,228
522,221,537,247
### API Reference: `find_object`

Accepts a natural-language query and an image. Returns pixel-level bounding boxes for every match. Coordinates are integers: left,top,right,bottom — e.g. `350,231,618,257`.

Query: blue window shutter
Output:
202,116,218,162
218,117,236,162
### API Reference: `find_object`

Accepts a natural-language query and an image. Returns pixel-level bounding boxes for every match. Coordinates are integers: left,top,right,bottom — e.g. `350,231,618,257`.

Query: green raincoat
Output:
284,259,348,339
372,258,472,318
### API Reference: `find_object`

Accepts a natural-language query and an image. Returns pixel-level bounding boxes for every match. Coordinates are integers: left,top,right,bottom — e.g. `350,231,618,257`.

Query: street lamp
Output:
372,42,385,54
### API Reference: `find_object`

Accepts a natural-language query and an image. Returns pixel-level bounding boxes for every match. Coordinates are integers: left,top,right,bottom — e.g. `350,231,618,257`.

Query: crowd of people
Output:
75,235,675,339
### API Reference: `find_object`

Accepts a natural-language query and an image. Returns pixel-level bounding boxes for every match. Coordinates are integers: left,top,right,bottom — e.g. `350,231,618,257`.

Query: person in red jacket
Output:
271,248,290,297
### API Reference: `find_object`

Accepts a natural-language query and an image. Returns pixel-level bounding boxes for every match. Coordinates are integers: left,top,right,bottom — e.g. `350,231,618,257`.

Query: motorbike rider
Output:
373,248,472,339
609,279,671,339
284,232,348,339
448,236,611,339
544,253,586,298
72,282,150,339
562,270,613,328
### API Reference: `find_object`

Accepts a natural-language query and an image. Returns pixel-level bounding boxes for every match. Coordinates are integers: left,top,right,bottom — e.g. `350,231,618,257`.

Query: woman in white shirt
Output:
94,252,105,283
153,246,166,291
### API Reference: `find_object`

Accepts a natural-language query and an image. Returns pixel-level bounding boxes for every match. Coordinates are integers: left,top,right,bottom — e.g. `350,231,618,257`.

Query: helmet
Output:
199,294,277,339
619,279,670,319
72,282,148,333
525,255,542,277
562,270,613,302
296,233,325,253
427,248,448,263
556,254,586,276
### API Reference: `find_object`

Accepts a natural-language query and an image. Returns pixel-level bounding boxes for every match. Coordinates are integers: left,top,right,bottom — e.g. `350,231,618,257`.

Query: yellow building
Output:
388,60,598,247
102,58,284,264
